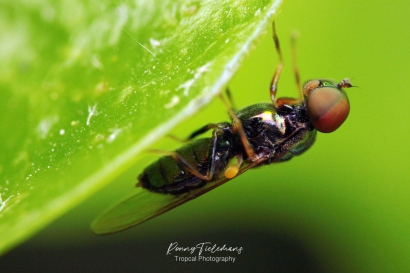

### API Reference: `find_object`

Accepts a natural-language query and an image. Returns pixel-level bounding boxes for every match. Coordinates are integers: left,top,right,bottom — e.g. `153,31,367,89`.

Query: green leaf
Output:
0,0,282,254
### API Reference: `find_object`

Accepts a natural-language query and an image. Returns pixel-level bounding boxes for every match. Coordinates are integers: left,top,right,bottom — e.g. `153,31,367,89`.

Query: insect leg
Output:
147,149,213,181
185,123,219,140
221,88,255,159
225,87,237,112
168,123,219,143
189,156,269,198
271,22,303,108
147,127,226,182
219,94,256,159
291,31,304,101
173,127,232,181
270,21,284,106
170,152,214,181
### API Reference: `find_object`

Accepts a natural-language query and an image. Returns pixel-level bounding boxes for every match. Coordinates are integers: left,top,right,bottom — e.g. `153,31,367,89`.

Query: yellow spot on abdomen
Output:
225,166,239,179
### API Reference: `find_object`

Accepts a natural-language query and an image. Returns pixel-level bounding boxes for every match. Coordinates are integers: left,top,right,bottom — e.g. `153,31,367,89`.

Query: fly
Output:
91,22,353,234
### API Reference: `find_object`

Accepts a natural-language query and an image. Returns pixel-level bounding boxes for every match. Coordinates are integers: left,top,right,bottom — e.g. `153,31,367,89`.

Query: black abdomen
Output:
138,138,214,195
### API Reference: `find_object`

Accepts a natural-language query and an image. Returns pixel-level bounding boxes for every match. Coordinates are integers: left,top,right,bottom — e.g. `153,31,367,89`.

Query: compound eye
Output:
307,87,350,133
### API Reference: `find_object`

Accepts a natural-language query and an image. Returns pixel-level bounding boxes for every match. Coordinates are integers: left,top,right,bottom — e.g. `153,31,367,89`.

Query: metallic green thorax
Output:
236,102,316,163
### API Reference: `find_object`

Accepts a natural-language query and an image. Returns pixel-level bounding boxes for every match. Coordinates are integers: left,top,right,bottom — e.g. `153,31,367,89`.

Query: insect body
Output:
139,102,316,195
91,23,353,234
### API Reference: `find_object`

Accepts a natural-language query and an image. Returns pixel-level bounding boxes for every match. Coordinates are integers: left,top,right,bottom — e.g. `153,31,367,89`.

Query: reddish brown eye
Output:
307,87,350,133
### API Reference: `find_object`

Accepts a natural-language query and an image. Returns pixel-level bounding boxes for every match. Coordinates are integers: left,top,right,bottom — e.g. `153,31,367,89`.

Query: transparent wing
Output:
91,188,187,234
91,158,267,235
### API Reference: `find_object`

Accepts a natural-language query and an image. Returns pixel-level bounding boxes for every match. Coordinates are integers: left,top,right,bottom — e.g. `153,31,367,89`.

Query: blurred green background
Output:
2,0,410,272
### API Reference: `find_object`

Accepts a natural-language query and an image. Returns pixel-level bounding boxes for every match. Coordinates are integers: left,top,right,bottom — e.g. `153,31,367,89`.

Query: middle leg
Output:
269,21,284,105
270,22,304,108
